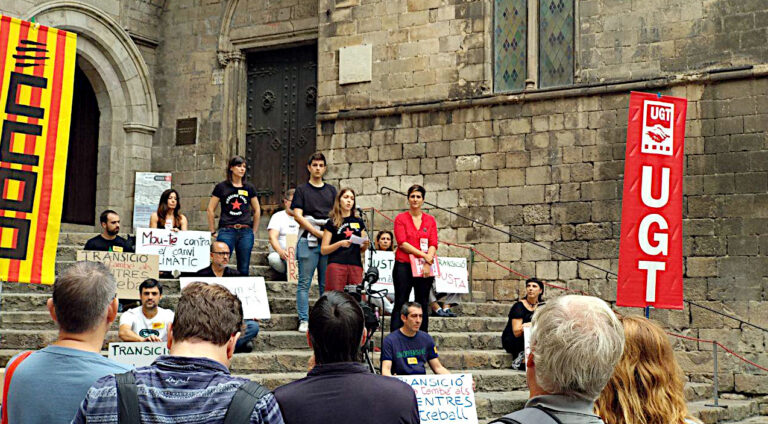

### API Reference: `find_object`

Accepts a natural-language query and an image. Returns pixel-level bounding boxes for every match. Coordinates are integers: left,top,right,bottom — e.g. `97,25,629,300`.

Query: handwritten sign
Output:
132,172,172,231
180,277,270,320
285,234,317,284
395,374,478,424
364,250,395,293
108,342,167,367
434,257,469,294
77,251,159,299
135,228,210,272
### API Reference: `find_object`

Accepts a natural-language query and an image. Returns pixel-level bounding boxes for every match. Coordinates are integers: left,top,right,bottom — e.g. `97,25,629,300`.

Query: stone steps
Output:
0,328,504,351
0,292,496,316
0,311,506,333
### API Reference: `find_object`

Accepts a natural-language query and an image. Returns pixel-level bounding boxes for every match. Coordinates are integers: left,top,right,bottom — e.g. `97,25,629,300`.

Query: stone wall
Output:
317,75,768,386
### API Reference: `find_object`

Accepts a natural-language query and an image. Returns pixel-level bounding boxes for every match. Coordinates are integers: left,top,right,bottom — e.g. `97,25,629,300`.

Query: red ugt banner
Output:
617,92,686,309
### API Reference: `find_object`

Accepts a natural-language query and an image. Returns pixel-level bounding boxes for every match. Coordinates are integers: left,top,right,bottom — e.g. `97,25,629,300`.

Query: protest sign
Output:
617,92,686,309
285,234,317,284
434,257,469,294
108,342,168,367
410,254,440,278
77,250,159,299
364,250,395,293
133,172,172,230
180,277,270,319
0,16,77,285
135,228,210,272
396,374,478,424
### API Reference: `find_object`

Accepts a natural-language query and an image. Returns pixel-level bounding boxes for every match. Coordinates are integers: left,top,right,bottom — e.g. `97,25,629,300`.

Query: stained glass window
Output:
494,0,527,92
539,0,574,88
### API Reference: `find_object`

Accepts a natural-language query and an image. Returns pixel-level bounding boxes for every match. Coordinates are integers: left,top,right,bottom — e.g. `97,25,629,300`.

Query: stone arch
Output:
24,1,158,230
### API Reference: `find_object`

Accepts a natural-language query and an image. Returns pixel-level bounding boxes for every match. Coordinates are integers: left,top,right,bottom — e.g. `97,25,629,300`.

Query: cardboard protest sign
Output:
285,234,317,284
0,16,77,284
434,257,469,294
180,277,270,319
617,92,686,309
135,228,210,272
77,250,159,300
364,250,395,293
396,374,478,424
108,342,168,367
133,172,172,230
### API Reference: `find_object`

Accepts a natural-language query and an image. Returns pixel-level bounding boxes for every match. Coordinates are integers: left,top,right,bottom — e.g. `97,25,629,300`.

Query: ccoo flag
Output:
0,15,76,284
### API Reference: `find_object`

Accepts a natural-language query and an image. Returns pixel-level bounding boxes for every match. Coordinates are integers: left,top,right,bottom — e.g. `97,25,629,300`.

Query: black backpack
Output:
490,406,563,424
114,371,272,424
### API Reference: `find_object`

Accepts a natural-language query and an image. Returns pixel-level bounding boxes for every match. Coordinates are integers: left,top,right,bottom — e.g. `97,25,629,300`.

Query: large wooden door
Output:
62,65,98,225
245,44,317,208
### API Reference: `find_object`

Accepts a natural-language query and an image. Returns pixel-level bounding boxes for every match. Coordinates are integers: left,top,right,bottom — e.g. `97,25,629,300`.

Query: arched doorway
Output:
62,63,99,225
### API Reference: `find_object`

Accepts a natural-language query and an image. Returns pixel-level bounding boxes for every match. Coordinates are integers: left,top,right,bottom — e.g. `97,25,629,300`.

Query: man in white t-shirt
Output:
267,189,299,274
118,279,174,342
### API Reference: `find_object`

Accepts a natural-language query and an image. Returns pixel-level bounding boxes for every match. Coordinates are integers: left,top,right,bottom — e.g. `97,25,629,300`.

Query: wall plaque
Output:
176,117,198,145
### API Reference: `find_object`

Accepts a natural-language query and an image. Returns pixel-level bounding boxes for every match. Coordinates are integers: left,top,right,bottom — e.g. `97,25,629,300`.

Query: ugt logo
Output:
641,101,674,156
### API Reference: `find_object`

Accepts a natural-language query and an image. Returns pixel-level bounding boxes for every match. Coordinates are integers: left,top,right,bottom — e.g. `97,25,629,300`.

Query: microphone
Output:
357,207,365,216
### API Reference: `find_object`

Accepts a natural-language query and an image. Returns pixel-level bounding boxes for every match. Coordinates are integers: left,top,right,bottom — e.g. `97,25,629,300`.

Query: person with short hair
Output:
320,187,369,291
595,316,702,424
207,155,262,276
292,152,337,332
381,302,450,376
501,277,544,369
196,242,259,353
3,262,132,424
391,184,438,333
274,291,419,424
73,282,285,424
375,231,394,251
267,189,299,274
118,278,174,342
150,188,188,230
84,210,132,252
491,295,625,424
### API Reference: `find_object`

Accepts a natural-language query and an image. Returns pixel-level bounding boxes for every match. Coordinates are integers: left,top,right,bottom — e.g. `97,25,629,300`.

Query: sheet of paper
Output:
349,234,367,245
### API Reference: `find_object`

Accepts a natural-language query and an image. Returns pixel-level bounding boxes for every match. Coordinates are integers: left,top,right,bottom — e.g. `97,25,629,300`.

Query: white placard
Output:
108,342,168,368
133,172,172,231
395,374,478,423
434,257,469,294
364,250,395,293
180,277,270,320
135,229,211,272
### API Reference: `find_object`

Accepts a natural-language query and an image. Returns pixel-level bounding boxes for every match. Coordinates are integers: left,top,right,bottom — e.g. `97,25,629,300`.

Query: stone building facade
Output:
3,0,768,389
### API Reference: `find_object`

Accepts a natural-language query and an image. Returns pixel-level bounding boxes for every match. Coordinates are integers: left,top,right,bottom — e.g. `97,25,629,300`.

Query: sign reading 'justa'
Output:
617,92,687,310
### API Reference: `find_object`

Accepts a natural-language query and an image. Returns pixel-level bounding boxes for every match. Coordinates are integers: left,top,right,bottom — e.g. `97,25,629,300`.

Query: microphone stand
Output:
357,207,387,373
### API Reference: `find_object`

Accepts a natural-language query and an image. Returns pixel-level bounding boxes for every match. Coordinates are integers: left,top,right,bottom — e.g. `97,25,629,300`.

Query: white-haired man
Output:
492,295,625,424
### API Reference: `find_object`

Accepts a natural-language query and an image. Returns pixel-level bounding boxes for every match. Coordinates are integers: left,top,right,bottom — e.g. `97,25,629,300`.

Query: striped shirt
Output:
71,355,284,424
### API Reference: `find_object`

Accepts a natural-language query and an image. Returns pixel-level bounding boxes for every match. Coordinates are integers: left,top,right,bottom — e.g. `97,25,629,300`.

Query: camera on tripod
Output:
343,266,381,334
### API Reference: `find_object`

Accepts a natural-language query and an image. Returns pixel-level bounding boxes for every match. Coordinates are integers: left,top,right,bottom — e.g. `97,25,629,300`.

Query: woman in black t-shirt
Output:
501,277,544,369
206,156,261,276
320,188,369,291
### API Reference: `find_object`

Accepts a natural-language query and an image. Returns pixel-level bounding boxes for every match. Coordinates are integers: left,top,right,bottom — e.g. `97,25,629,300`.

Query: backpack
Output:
1,351,34,424
114,371,272,424
490,406,563,424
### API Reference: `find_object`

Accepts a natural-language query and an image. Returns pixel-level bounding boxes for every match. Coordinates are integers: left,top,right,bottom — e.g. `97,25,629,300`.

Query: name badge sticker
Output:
238,190,249,196
407,357,418,365
420,238,429,253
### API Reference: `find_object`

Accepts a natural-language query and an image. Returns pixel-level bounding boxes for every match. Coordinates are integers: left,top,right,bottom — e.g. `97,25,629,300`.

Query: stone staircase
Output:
1,232,767,423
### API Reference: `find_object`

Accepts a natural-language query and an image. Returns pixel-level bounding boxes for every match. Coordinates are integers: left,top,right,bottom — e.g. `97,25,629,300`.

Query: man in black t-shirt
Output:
291,152,337,332
84,210,132,252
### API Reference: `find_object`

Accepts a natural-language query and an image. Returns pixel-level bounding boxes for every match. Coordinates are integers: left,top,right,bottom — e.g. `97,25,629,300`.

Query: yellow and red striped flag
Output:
0,15,76,284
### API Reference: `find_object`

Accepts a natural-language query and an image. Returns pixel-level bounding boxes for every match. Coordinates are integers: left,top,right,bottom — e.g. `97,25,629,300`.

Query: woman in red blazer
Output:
390,184,438,333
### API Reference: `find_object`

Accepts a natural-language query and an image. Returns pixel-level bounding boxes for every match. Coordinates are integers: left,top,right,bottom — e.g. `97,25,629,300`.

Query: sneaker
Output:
298,321,309,332
443,308,457,317
235,340,253,354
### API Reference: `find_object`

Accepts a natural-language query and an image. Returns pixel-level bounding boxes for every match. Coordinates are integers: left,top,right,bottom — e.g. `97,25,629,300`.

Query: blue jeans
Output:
236,319,259,350
296,237,327,322
217,227,254,276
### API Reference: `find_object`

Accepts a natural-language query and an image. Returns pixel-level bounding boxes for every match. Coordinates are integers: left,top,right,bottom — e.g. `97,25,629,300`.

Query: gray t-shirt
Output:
5,345,132,424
